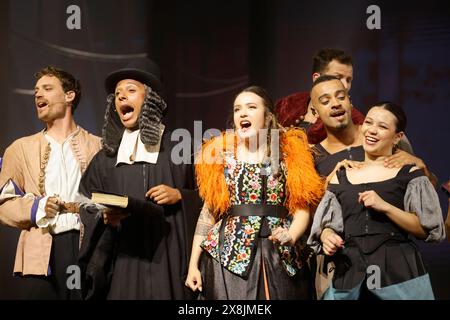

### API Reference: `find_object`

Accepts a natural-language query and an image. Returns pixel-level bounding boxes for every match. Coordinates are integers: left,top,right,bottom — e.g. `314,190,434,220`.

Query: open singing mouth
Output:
240,120,252,130
119,104,135,121
36,100,48,108
330,110,346,118
365,135,379,144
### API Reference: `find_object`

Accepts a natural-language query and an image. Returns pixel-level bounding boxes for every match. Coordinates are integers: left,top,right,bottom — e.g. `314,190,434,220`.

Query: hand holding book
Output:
91,192,128,208
102,207,130,227
91,190,164,217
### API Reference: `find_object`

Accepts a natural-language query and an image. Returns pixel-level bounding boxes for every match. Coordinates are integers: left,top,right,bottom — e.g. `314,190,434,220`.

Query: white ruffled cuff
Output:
35,196,57,228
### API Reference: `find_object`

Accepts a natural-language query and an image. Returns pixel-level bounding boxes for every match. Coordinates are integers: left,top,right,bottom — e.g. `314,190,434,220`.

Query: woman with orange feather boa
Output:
185,86,324,299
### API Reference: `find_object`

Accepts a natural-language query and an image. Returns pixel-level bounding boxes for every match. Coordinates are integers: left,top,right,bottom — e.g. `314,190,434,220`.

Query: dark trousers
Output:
17,230,82,300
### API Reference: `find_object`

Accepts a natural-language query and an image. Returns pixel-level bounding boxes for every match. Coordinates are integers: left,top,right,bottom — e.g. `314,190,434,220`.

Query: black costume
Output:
78,131,201,299
313,144,364,177
308,165,445,299
77,58,202,299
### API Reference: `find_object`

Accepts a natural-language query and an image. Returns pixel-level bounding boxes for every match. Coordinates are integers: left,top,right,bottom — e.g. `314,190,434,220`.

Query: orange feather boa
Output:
195,128,324,219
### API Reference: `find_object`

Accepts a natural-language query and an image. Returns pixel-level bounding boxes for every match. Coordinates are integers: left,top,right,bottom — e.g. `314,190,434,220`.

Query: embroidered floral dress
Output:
199,154,312,299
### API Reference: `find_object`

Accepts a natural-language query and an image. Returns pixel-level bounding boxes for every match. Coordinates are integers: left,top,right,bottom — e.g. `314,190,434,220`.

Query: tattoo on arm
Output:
198,205,214,221
195,205,215,236
195,221,213,236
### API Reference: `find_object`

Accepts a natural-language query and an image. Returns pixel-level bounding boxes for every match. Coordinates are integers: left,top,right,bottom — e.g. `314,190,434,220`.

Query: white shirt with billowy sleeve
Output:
35,129,82,234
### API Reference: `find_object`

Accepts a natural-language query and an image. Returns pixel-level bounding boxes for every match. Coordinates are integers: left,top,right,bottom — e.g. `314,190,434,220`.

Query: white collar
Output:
44,126,80,145
116,124,165,166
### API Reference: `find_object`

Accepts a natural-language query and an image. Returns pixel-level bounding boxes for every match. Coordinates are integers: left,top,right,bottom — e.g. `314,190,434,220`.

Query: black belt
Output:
228,204,288,219
345,232,408,240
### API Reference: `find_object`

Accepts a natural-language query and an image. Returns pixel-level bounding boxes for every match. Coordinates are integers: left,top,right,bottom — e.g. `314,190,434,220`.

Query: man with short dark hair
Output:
275,48,365,144
310,75,436,183
0,66,101,299
309,75,437,299
310,75,364,177
35,66,83,114
277,47,418,169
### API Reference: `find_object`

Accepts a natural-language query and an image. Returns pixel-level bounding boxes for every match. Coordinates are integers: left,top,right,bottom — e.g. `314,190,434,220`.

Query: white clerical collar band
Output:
116,124,164,166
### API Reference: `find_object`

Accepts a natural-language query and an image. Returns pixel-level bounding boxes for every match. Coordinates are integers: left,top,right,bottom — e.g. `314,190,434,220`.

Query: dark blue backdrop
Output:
0,0,449,299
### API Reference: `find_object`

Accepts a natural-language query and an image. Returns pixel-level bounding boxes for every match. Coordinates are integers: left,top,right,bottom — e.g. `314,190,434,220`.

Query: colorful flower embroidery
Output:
201,155,303,277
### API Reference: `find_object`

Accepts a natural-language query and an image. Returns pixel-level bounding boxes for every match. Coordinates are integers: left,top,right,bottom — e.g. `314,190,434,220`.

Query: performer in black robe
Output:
77,58,202,299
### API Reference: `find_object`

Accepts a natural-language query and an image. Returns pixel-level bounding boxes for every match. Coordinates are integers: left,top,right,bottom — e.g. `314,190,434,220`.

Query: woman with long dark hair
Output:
185,86,324,299
308,102,445,299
